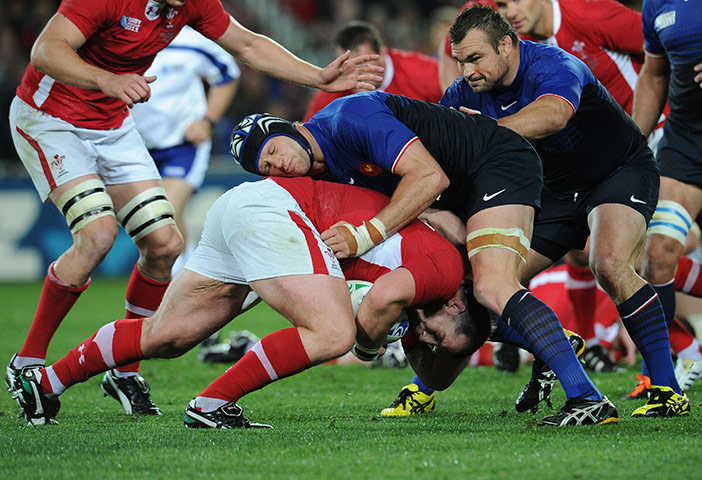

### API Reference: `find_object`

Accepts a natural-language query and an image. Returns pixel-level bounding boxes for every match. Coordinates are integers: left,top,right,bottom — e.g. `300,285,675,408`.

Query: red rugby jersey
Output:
303,48,442,121
16,0,229,129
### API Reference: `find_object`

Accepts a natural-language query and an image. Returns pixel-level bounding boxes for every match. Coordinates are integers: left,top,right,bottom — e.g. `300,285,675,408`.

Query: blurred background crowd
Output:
0,0,641,170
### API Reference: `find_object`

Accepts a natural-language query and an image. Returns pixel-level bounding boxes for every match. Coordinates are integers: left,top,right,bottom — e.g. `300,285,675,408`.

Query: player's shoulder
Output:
387,48,438,67
521,41,589,77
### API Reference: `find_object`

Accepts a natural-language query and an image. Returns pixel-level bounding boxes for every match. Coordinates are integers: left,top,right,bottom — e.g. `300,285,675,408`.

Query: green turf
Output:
1,279,701,479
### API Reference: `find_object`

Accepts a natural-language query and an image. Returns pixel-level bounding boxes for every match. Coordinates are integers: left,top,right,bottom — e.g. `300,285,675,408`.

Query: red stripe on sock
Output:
198,328,311,403
118,266,168,373
51,318,144,390
18,262,89,360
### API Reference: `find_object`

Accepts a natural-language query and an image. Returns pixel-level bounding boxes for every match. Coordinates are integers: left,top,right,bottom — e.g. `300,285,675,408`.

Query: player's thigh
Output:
465,204,535,305
10,97,102,202
250,274,354,334
588,203,647,266
142,269,249,356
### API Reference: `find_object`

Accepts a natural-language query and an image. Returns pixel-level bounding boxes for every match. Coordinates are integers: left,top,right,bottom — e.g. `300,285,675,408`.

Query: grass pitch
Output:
1,279,701,480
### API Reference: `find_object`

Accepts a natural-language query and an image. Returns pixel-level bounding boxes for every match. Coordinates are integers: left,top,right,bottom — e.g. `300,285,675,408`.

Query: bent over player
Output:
6,0,382,415
11,177,489,428
229,90,619,426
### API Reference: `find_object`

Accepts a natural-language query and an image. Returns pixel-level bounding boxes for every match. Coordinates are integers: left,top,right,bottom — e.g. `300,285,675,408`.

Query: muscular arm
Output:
354,268,416,350
632,55,670,137
322,141,449,258
215,17,383,92
31,14,155,107
496,95,574,140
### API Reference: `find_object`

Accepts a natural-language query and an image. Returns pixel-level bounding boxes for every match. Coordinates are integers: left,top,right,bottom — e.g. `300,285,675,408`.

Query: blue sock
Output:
503,289,601,401
640,282,675,379
490,320,532,350
618,284,681,394
412,376,434,395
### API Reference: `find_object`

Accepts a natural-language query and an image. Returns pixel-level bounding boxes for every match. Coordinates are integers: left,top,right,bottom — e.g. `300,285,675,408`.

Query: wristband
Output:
351,342,380,362
337,217,388,257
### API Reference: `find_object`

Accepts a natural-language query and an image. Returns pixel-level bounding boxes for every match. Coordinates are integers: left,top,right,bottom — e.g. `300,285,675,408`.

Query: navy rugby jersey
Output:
304,91,503,207
643,0,702,132
441,40,650,195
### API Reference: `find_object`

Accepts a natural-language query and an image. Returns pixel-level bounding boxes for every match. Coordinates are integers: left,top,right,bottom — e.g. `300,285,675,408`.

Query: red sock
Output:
41,318,144,395
669,318,695,355
565,262,597,341
674,256,702,297
198,328,311,403
17,262,90,362
116,265,168,374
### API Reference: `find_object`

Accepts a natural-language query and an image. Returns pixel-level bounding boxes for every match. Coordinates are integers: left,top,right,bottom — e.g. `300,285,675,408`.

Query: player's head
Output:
335,21,386,92
230,113,314,176
449,5,518,93
413,284,491,357
494,0,545,36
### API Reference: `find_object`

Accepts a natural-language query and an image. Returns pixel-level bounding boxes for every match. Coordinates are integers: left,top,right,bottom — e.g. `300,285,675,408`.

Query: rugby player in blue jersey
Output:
228,88,618,426
633,0,702,404
440,5,688,418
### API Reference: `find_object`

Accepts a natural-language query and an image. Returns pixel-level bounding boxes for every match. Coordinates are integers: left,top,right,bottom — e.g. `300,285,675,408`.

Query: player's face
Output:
495,0,544,35
452,29,510,93
257,136,312,177
337,41,385,92
415,308,471,356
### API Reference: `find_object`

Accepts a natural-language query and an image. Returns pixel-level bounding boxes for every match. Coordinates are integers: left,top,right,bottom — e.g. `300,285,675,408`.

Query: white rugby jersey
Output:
130,26,240,150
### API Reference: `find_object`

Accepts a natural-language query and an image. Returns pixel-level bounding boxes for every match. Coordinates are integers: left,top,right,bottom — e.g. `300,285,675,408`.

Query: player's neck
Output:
296,124,327,174
530,1,555,40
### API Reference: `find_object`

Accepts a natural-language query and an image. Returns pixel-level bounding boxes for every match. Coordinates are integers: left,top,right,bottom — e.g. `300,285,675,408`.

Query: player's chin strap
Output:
465,227,530,264
334,217,388,257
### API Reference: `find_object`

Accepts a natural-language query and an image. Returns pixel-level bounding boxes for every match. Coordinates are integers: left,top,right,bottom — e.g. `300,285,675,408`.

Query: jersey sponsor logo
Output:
145,0,165,21
654,11,676,31
119,16,142,33
483,189,506,201
500,101,517,111
571,40,585,54
629,195,646,205
359,162,382,176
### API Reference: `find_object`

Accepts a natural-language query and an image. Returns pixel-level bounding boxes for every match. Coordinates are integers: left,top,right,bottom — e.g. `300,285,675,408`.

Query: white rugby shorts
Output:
185,178,344,284
9,96,160,202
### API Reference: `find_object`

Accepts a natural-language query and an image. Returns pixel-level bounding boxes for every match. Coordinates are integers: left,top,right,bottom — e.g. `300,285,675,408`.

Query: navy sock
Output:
618,284,681,394
412,376,434,395
490,319,532,351
652,280,676,327
503,289,601,401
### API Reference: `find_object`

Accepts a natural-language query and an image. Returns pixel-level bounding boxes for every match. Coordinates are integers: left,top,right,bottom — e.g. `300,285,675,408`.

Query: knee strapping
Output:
116,187,176,243
647,200,693,245
55,179,115,234
466,227,530,263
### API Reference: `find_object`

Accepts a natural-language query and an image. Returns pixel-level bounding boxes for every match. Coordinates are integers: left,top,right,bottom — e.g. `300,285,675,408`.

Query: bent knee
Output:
139,225,184,262
74,218,119,259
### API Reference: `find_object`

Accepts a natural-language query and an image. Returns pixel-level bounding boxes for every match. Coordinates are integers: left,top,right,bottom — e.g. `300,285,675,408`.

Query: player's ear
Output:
498,35,511,56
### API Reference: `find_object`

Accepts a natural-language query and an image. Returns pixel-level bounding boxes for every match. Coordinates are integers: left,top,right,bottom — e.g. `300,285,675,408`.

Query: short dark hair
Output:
449,5,518,53
452,286,491,357
335,21,384,53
